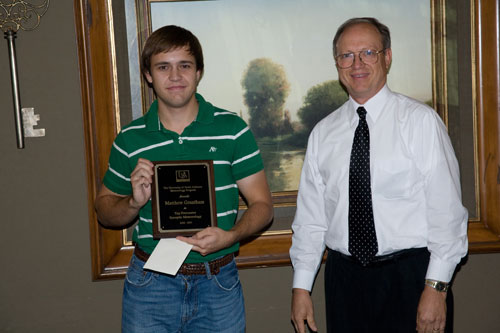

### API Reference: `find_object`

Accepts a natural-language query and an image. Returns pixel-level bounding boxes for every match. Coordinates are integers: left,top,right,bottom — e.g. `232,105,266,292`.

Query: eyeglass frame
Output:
334,49,387,69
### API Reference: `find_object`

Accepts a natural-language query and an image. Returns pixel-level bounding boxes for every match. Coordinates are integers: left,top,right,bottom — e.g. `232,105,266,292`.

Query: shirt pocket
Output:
373,158,415,199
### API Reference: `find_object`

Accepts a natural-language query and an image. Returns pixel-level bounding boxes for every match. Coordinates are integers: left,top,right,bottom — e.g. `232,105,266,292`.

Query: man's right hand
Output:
129,158,154,208
95,158,154,228
291,288,317,333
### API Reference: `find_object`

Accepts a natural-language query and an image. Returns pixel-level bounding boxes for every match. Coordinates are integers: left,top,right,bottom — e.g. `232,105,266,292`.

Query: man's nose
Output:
352,53,365,69
169,68,181,80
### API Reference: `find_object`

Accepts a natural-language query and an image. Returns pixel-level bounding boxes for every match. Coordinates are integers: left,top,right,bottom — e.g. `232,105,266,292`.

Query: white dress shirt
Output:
290,85,468,291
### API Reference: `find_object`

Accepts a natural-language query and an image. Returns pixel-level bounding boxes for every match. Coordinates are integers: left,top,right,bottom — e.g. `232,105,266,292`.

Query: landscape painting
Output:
127,0,432,196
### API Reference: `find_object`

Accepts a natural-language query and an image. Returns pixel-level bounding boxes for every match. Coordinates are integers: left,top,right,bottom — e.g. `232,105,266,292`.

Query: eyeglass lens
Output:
337,50,381,68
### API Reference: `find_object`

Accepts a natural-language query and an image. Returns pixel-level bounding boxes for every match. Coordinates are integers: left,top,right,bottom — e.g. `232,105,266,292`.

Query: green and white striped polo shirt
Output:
103,93,264,263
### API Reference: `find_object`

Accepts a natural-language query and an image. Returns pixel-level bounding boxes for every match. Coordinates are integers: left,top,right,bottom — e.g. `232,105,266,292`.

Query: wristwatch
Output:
425,279,449,292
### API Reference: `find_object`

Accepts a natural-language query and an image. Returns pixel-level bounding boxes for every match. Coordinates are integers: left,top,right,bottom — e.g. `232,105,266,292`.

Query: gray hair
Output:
332,17,391,57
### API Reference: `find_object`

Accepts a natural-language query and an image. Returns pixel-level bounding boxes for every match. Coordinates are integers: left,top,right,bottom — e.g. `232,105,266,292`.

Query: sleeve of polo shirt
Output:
413,107,468,283
231,117,264,181
289,126,328,291
102,132,134,196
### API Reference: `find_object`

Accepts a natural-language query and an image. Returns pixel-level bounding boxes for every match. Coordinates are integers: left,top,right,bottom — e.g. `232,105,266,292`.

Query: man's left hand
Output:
416,285,447,332
177,227,235,256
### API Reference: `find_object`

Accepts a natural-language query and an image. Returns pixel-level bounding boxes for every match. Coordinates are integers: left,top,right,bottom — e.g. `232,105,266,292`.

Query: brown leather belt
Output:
134,245,234,275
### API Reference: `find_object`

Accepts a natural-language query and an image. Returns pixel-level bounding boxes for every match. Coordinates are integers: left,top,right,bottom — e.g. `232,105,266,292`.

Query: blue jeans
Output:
122,253,245,333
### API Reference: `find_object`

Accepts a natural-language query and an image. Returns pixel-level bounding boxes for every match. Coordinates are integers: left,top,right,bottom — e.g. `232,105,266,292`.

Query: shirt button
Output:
178,138,183,144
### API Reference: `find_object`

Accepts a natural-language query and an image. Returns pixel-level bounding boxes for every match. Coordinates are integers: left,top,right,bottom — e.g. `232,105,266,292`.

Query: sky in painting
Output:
148,0,431,122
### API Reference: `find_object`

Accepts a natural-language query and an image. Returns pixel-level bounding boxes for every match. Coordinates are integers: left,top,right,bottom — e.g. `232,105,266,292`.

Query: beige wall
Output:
0,2,499,332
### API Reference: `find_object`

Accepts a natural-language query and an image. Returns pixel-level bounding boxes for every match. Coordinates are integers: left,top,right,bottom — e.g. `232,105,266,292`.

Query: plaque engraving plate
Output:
151,160,217,238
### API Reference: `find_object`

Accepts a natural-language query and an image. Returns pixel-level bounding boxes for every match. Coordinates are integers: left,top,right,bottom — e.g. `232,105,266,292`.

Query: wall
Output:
0,1,121,331
0,2,499,332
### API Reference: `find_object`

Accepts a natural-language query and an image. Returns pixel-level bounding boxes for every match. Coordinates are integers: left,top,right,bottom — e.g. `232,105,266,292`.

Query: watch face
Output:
436,282,446,291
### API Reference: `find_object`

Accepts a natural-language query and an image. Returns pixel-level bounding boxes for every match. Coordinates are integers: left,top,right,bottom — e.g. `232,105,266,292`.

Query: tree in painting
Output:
241,58,290,137
298,80,348,136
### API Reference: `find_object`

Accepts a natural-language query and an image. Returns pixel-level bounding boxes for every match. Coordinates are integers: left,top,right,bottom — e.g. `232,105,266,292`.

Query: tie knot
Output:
357,107,367,119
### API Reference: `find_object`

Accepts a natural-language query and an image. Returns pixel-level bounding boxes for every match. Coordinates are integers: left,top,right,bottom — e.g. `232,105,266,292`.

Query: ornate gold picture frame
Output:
74,0,500,280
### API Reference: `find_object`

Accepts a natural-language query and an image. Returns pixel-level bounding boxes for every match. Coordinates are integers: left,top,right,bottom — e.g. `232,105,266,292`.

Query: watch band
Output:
425,279,449,292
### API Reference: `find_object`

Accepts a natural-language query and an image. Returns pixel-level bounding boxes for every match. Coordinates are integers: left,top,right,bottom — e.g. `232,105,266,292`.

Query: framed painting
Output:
126,0,436,204
122,0,451,233
74,0,500,280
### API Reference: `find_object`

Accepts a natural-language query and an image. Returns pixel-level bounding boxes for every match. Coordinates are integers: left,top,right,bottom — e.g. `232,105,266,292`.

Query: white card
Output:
143,238,193,275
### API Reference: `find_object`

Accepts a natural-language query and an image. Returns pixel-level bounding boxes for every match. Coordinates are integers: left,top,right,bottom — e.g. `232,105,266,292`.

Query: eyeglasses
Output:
335,49,386,69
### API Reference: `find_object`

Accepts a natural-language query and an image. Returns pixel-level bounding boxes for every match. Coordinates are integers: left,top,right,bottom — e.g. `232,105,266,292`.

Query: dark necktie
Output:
348,106,378,265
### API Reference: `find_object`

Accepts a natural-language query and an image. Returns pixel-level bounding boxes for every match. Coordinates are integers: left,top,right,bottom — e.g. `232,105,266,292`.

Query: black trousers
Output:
324,248,453,333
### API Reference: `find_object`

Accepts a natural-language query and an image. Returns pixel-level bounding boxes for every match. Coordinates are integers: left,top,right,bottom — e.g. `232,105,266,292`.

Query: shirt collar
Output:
144,100,160,132
348,84,391,127
144,93,214,132
194,93,215,125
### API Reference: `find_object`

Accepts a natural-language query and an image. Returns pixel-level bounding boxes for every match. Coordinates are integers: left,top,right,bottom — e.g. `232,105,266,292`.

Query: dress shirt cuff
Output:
425,257,456,283
292,269,317,291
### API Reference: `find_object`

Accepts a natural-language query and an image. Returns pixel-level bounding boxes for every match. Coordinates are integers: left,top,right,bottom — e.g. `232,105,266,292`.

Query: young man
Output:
290,18,468,333
95,25,273,332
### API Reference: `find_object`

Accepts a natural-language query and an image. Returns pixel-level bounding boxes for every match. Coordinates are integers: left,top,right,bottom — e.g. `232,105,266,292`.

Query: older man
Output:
290,17,468,333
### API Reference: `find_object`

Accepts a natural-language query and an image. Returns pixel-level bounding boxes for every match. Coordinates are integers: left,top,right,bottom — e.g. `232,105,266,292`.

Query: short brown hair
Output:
141,25,204,80
332,17,391,57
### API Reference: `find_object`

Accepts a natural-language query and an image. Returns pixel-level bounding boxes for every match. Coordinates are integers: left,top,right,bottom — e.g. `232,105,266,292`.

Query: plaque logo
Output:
176,170,190,182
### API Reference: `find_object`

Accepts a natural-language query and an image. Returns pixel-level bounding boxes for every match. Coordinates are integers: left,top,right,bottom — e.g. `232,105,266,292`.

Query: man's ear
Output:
196,69,202,83
384,48,392,72
144,70,153,84
143,70,154,88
